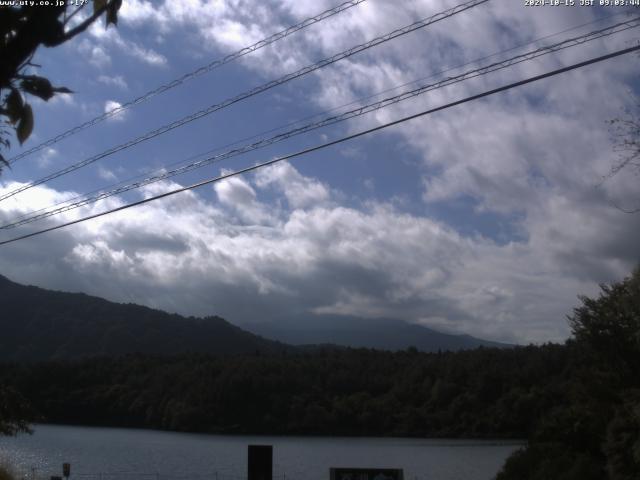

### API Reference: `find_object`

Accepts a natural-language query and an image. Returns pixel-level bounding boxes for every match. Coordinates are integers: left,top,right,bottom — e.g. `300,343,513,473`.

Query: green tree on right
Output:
497,268,640,480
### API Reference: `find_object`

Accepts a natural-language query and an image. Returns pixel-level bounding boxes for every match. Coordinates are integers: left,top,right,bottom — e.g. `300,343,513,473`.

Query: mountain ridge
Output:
243,315,512,352
0,274,287,361
0,275,510,361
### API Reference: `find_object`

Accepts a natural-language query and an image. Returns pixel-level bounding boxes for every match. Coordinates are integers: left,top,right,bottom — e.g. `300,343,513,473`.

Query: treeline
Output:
1,345,568,438
1,269,638,479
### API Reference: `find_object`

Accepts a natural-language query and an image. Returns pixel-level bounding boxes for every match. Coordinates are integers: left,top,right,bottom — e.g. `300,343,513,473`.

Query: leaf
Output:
6,88,23,124
20,76,54,101
39,16,65,47
52,87,73,94
17,104,34,145
94,0,107,14
106,0,123,27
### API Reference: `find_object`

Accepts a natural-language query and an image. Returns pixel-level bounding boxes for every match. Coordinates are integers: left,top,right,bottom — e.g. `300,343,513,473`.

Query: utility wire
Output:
6,0,368,165
0,0,489,203
1,44,637,247
2,17,637,230
8,6,628,228
11,5,632,233
3,6,632,228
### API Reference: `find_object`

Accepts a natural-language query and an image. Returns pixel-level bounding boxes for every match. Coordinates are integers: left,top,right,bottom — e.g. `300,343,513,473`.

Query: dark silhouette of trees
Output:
0,384,33,436
0,345,570,438
569,267,640,381
0,1,122,171
1,267,639,475
1,269,639,477
498,269,640,480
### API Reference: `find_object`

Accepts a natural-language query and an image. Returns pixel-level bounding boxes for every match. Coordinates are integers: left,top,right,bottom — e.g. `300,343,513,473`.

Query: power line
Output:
1,43,637,247
3,5,633,228
0,0,490,203
6,0,368,165
17,2,631,228
2,17,637,230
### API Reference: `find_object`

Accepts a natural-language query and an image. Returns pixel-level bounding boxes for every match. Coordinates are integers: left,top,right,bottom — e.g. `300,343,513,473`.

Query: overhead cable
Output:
1,43,637,246
2,17,637,229
0,0,490,203
6,0,368,164
4,5,632,225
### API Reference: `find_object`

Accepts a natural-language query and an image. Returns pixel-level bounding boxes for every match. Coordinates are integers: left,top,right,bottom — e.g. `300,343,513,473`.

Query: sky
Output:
0,0,639,344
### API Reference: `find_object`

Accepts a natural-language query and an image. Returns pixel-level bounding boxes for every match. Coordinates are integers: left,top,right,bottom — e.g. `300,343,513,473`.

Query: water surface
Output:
0,425,522,480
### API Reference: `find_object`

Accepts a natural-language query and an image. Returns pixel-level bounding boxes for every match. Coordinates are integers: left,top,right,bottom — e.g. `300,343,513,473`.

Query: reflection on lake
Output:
0,425,522,480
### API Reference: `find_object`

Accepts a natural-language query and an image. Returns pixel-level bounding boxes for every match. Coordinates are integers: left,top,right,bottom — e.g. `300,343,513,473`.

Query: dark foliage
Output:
497,269,640,479
0,275,289,361
0,384,34,436
0,1,121,169
0,344,568,438
1,271,638,477
569,267,640,381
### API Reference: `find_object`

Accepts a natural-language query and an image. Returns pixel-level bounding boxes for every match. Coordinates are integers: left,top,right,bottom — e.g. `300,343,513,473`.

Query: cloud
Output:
47,92,76,107
214,18,269,51
86,23,168,68
98,167,118,181
97,75,128,89
124,42,168,67
1,156,634,345
2,1,639,347
35,148,58,169
115,0,324,76
78,40,112,69
104,100,128,122
119,0,165,27
255,162,331,209
213,174,275,225
215,175,257,206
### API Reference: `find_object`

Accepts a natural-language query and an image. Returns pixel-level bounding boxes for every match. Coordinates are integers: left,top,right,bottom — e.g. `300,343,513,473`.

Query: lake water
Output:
0,425,522,480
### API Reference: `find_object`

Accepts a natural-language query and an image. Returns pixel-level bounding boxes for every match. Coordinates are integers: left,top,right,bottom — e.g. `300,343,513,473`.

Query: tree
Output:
0,384,33,436
568,267,640,382
0,0,123,171
497,269,640,479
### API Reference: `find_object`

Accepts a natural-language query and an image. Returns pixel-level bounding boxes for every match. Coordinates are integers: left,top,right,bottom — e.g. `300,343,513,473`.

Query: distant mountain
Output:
0,275,288,361
242,315,512,352
0,275,509,362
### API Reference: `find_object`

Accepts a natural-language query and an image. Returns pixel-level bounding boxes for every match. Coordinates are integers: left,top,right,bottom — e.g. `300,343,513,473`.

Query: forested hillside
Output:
0,275,507,357
0,270,638,479
0,275,287,360
0,345,566,437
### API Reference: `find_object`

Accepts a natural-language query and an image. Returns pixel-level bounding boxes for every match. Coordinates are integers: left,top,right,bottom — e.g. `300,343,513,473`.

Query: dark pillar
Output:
248,445,273,480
